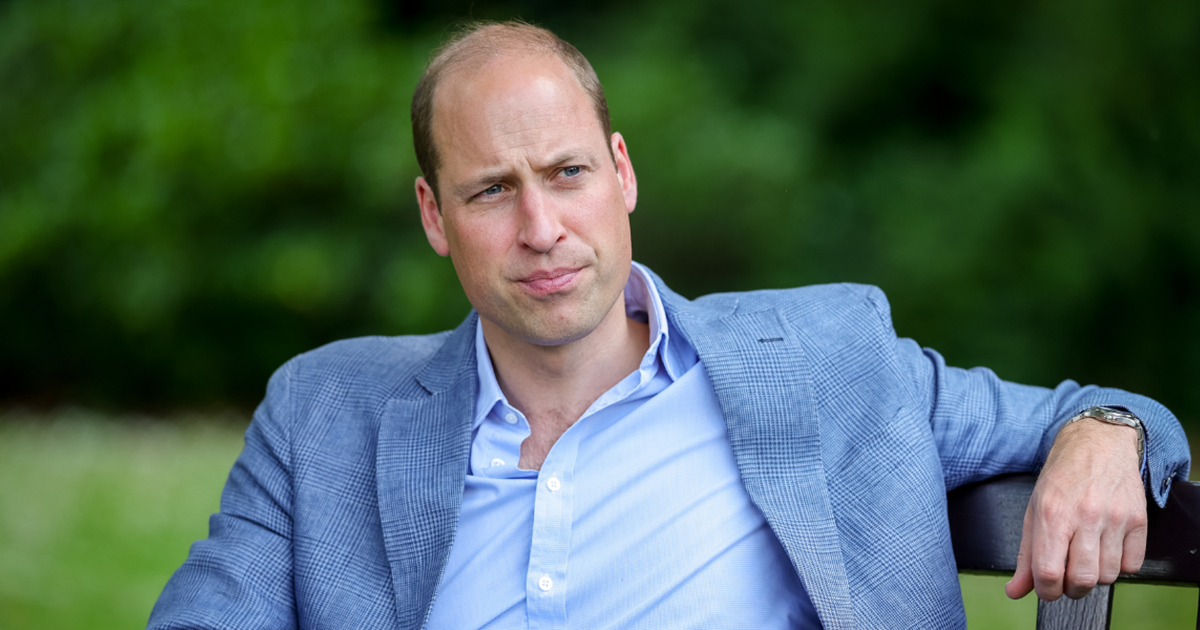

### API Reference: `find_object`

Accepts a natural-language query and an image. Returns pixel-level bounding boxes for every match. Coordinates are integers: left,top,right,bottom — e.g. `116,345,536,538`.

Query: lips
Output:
516,267,581,295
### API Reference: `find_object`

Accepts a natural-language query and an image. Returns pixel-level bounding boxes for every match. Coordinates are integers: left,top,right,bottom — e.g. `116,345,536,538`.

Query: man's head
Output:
411,22,612,199
412,22,638,348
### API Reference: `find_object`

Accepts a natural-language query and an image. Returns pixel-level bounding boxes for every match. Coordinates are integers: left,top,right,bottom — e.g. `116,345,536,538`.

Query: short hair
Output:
411,21,612,200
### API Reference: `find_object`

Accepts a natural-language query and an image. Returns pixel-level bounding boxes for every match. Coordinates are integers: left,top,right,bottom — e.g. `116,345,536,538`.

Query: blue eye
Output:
482,184,503,196
562,166,581,177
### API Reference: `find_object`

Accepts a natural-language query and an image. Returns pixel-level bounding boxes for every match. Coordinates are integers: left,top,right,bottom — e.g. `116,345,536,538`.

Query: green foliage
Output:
1,0,1197,413
588,0,1200,415
0,0,469,405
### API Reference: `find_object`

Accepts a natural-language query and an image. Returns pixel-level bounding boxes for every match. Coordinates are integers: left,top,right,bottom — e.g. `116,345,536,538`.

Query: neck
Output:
481,292,650,468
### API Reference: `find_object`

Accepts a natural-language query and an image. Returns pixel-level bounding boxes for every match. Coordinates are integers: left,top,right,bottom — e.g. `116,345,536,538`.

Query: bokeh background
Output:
1,0,1197,627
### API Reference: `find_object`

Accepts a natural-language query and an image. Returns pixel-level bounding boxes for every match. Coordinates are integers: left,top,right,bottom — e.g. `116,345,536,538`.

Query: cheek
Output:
446,217,512,275
575,188,632,250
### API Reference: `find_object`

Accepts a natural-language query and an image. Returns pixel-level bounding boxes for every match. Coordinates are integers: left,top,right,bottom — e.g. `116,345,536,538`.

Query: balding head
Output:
411,21,612,200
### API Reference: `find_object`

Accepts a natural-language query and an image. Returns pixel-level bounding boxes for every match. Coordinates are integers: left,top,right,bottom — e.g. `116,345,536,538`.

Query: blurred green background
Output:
0,0,1196,627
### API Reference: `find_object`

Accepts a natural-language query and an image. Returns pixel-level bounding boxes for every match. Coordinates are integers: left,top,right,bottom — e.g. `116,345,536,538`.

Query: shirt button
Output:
538,575,553,591
547,477,561,492
504,412,517,424
490,458,505,468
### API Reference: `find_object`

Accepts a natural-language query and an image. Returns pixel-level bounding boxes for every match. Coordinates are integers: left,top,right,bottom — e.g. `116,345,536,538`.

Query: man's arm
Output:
147,364,298,629
878,298,1190,601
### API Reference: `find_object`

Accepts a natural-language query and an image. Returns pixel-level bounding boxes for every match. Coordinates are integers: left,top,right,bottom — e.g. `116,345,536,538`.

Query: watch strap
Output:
1065,405,1146,464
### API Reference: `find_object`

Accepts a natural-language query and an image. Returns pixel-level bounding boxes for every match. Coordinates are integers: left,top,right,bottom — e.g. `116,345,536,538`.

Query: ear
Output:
611,132,638,214
416,176,450,257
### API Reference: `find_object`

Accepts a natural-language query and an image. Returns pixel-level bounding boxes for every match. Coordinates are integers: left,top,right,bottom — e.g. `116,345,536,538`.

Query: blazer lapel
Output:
665,290,857,628
376,315,478,630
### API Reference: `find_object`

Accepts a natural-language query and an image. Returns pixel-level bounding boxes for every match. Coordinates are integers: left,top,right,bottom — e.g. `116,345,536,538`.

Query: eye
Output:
561,165,582,177
481,184,503,196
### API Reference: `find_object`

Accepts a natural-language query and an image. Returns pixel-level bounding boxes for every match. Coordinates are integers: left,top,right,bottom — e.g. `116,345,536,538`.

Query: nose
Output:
516,186,565,253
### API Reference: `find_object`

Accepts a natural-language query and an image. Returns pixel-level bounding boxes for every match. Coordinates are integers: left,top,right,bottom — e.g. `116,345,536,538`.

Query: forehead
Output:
430,53,605,175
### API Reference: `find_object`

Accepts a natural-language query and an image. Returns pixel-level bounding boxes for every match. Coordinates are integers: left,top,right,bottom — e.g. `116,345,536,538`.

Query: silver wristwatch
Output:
1065,405,1145,463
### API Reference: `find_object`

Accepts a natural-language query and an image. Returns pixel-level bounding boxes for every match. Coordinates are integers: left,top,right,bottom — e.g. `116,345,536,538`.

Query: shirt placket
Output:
472,403,529,476
525,428,581,629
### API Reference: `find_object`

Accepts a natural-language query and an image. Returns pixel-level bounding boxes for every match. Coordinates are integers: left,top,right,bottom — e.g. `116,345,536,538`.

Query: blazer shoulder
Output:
280,331,454,408
710,282,893,329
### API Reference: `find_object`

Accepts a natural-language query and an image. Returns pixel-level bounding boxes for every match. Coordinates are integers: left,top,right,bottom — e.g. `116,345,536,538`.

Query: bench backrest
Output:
947,473,1200,630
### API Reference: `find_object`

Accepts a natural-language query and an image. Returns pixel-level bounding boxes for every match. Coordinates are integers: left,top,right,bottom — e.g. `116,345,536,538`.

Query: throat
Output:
518,437,549,471
486,301,653,471
517,406,583,470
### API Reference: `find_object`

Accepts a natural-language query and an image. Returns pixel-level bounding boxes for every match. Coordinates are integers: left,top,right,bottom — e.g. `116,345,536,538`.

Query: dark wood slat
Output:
1140,478,1200,583
948,474,1033,574
1035,584,1112,630
948,473,1200,585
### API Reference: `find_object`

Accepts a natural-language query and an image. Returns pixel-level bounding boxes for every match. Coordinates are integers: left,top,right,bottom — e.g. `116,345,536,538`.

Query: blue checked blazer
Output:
149,272,1191,629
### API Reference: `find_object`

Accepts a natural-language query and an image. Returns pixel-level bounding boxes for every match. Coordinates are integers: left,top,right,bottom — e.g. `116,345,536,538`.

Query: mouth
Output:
516,267,582,296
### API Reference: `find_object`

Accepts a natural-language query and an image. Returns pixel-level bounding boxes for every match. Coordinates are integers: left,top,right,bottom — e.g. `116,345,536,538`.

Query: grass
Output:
961,574,1198,628
0,413,1195,629
0,412,245,630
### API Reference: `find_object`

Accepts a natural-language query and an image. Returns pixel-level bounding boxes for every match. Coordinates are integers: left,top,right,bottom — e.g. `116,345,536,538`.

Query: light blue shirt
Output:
425,263,820,629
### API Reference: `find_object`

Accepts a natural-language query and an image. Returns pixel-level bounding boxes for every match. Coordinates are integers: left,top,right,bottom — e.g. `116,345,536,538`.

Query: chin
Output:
514,303,613,346
509,314,595,347
482,278,624,347
527,327,593,347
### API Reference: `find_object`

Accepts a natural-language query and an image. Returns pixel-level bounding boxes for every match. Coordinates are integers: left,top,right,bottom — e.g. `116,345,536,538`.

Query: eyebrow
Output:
545,149,598,169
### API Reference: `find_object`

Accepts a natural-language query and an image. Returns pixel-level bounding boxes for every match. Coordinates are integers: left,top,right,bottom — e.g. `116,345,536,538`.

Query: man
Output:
149,22,1190,629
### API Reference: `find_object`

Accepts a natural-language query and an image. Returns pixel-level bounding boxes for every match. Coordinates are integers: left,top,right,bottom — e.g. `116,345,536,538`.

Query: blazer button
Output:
1160,477,1171,493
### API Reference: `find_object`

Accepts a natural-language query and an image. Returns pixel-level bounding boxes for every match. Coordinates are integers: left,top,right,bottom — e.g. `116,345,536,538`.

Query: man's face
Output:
416,53,638,347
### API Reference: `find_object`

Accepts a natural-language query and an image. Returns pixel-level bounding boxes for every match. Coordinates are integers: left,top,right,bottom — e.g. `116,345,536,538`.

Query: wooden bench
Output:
948,473,1200,629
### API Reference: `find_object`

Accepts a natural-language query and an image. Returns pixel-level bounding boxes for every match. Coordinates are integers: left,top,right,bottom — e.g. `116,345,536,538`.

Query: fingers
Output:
1063,522,1100,599
1120,517,1148,574
1033,492,1147,600
1030,499,1070,601
1006,502,1036,600
1096,526,1124,585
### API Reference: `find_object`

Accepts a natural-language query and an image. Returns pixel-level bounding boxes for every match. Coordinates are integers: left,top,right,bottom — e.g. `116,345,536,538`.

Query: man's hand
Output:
1005,418,1148,601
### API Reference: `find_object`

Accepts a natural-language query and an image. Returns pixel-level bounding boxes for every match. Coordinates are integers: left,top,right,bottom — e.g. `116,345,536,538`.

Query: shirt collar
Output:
624,262,690,382
472,262,691,430
472,320,506,431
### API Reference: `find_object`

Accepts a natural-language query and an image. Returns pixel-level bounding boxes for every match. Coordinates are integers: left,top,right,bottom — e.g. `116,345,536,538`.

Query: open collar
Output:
376,270,856,629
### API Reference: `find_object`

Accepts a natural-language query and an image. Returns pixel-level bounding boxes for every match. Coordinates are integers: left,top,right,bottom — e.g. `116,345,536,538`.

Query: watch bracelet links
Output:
1064,405,1145,464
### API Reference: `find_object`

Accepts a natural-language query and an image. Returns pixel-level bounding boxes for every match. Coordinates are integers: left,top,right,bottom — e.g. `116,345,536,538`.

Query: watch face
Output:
1102,410,1136,423
1090,406,1136,422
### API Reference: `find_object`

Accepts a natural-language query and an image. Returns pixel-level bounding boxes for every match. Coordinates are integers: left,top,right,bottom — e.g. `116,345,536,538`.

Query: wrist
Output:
1061,405,1145,464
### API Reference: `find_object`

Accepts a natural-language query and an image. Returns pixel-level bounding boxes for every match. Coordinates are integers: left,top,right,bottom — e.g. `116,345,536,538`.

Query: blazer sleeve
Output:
862,285,1191,507
147,363,298,629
